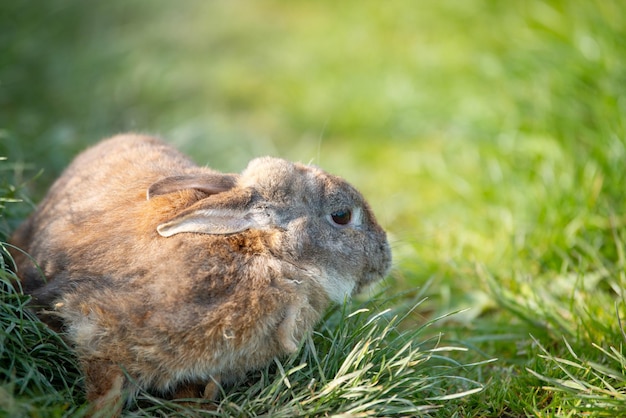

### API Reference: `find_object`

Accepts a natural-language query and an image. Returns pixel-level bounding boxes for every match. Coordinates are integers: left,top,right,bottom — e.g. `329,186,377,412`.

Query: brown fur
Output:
9,134,391,415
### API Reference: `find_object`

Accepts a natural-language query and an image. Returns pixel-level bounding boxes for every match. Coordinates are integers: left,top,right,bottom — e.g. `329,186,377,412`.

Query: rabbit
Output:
9,134,391,415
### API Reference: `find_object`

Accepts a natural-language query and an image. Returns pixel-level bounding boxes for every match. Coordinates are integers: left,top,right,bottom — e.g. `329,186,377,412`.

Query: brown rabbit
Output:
10,134,391,415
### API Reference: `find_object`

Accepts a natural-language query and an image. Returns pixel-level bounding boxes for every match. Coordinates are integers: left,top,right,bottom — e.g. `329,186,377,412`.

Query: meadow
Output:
2,1,626,416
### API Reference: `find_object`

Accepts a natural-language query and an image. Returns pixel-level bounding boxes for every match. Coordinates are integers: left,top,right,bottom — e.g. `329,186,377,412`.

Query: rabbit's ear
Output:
157,208,264,237
147,174,237,200
156,185,273,238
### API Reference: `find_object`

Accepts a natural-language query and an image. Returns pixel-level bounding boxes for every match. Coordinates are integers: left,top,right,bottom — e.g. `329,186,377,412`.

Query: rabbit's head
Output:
153,156,391,303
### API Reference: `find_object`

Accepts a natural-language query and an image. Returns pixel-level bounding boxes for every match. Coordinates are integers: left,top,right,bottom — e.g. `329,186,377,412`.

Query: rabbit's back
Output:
29,134,201,218
11,135,212,294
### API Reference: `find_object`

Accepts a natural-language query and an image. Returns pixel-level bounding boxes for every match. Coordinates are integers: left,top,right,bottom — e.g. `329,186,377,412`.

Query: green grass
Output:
2,0,626,416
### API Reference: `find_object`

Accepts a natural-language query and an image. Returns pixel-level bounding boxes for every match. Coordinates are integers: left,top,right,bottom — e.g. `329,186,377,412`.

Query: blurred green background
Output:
2,0,626,332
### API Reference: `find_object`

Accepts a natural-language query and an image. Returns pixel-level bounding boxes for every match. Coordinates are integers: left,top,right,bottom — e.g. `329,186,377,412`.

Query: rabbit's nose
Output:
381,242,392,275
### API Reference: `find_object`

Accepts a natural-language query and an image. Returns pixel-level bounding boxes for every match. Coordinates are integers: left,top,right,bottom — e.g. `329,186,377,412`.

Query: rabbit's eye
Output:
330,209,352,226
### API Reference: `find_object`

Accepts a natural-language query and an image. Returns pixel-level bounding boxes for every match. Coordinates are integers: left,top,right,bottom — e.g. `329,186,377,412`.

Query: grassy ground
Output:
2,0,626,416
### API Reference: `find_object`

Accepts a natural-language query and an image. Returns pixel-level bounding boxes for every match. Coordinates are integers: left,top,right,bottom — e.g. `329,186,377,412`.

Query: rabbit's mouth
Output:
355,240,392,290
355,266,389,294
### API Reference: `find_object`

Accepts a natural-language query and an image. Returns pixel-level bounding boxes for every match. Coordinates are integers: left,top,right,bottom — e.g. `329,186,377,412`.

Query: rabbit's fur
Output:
10,134,391,414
